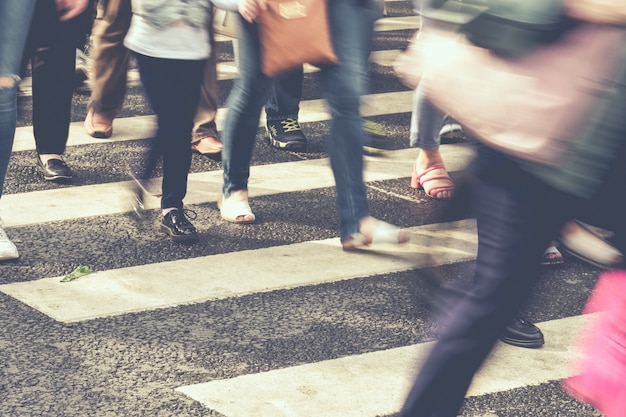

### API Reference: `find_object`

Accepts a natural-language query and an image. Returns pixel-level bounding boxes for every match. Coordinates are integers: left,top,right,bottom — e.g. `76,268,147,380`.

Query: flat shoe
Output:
342,220,409,251
85,109,113,139
218,195,256,224
558,221,623,269
191,136,223,155
37,157,72,181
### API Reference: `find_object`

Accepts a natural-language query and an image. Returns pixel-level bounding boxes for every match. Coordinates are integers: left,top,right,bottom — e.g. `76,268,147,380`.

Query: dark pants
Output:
134,53,204,210
24,0,93,155
399,147,580,417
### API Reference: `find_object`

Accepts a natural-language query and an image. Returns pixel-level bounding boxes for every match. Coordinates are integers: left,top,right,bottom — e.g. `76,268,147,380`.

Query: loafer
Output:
85,109,113,139
499,316,544,348
160,209,198,242
191,136,223,155
37,157,72,181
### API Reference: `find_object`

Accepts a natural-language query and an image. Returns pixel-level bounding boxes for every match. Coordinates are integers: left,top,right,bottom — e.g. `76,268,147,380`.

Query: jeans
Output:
134,53,205,210
0,0,37,199
222,0,381,239
264,67,304,121
409,88,446,150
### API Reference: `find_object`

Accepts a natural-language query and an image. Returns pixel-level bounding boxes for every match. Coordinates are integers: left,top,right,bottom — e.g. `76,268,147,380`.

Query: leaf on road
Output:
60,266,93,283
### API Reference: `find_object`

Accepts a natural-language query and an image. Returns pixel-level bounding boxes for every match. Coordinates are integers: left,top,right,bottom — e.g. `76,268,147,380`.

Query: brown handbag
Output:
256,0,339,77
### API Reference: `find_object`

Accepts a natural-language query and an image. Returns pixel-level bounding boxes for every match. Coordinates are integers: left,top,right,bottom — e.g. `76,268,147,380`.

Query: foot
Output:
341,216,409,251
160,209,198,242
362,119,394,155
541,243,564,266
37,154,72,181
411,149,455,199
558,220,624,269
0,223,19,261
499,317,544,348
85,109,113,139
191,136,223,155
266,118,307,151
218,191,256,224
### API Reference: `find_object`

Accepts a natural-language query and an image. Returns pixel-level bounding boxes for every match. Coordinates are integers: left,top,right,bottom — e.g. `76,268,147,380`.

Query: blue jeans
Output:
409,88,446,150
0,0,36,199
264,67,304,121
134,53,205,210
222,0,382,239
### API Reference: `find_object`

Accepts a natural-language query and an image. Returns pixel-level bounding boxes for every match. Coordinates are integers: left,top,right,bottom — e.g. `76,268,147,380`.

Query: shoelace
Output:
181,208,198,222
280,118,302,133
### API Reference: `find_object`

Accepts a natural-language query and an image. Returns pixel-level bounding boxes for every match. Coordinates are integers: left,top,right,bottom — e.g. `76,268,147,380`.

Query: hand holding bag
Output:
256,0,338,77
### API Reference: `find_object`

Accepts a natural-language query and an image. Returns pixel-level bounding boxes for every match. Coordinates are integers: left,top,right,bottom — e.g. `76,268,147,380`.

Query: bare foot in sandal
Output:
218,190,256,224
410,149,455,200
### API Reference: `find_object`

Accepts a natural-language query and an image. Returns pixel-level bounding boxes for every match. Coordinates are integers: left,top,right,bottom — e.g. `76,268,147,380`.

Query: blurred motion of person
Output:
0,0,90,260
397,1,626,415
124,0,242,242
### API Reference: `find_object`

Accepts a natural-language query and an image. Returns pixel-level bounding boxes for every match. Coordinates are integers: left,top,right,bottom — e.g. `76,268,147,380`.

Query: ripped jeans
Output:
0,0,36,198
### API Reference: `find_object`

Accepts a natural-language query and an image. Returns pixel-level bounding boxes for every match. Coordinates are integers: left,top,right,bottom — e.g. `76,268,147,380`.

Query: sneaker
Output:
0,222,19,261
75,48,90,87
438,122,466,143
363,119,394,155
160,209,198,242
266,118,307,151
499,316,545,348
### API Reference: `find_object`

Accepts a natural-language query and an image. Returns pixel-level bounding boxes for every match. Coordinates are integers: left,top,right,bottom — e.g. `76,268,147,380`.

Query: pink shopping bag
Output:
562,270,626,417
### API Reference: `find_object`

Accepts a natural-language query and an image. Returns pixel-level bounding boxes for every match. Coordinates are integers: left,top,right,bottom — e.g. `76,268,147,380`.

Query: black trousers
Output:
23,0,93,155
399,148,581,417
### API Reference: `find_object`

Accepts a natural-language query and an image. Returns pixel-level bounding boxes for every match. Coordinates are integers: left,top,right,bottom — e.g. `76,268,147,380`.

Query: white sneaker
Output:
0,223,19,261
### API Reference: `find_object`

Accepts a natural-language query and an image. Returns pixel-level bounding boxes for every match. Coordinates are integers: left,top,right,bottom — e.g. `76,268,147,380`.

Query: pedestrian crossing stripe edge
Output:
0,219,478,323
1,144,474,228
175,314,592,417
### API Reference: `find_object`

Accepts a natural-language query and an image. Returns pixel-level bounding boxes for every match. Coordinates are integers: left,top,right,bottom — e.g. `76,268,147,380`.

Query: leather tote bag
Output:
418,23,624,166
256,0,338,77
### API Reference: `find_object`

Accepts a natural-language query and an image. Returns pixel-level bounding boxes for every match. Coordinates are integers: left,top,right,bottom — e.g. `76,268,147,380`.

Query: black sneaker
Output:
499,316,545,348
37,157,72,181
160,209,198,242
266,118,307,151
363,119,394,155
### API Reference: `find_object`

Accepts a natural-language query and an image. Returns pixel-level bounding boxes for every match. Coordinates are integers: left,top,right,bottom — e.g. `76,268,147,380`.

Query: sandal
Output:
541,243,564,266
411,163,455,200
341,219,409,251
218,194,256,224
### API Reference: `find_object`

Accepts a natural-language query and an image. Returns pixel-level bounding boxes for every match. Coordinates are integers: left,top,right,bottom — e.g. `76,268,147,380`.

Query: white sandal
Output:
218,194,256,224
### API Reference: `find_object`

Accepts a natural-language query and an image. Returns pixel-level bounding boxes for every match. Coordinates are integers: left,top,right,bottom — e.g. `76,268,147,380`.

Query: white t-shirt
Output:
124,15,210,60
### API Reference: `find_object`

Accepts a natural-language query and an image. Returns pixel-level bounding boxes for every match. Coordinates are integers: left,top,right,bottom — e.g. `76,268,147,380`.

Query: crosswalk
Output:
2,3,601,416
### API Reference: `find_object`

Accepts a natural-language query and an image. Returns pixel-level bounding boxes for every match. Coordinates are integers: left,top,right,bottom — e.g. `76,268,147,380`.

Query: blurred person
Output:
222,0,409,250
397,5,626,417
0,0,90,259
124,0,244,242
24,0,93,182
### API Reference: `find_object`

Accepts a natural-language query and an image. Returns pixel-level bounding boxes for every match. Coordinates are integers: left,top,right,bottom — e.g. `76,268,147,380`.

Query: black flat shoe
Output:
37,157,72,181
160,209,198,242
499,316,544,348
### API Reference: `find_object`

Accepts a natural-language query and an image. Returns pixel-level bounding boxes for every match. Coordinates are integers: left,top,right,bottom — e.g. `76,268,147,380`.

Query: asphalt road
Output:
2,2,607,416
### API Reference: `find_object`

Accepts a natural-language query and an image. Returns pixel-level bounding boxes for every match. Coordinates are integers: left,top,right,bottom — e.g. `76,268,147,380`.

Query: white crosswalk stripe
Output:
3,6,596,417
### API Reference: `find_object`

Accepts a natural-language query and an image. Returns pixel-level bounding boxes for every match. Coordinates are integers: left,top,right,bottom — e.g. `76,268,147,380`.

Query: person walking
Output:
0,0,90,260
